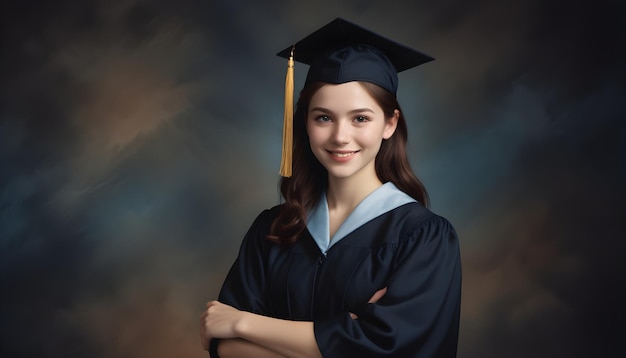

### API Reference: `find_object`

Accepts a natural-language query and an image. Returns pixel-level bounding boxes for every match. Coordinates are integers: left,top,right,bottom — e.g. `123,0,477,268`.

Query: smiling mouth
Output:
328,150,359,158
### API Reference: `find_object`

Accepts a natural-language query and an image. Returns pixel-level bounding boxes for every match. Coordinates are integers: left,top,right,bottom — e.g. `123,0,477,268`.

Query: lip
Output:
326,150,359,162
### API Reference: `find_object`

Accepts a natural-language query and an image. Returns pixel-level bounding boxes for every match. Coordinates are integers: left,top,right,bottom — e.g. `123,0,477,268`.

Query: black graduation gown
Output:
210,194,461,357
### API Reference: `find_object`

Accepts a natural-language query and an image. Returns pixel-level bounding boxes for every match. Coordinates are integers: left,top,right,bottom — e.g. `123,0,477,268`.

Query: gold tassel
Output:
279,46,295,177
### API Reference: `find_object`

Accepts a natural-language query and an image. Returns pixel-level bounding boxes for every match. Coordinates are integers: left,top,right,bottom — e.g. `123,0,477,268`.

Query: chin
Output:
325,165,369,180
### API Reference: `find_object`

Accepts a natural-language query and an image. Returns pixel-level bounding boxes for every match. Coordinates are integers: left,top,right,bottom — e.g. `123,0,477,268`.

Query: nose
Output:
331,120,351,145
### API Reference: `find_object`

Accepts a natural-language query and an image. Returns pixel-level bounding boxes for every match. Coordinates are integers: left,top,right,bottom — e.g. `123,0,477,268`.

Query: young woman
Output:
201,18,461,358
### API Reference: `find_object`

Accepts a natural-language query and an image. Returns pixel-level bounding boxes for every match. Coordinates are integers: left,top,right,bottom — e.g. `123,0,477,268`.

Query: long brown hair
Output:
268,81,429,245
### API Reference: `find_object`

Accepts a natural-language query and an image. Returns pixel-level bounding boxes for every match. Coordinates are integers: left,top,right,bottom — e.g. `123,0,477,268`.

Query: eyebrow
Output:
309,107,376,115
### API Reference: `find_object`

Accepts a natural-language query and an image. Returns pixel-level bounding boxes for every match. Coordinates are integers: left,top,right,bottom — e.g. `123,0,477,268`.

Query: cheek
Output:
361,127,387,147
306,123,324,146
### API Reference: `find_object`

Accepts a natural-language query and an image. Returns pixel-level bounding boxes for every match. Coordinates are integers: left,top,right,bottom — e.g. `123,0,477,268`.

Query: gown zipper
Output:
310,250,327,318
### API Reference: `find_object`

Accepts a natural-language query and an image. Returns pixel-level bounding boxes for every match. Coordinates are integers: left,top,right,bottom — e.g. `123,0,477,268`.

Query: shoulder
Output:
247,203,287,231
387,202,452,228
251,204,281,225
389,203,458,245
384,204,460,271
238,205,283,250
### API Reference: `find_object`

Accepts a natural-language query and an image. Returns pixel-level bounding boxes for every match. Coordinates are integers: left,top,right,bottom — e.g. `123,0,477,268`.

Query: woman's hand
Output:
201,302,321,358
350,287,387,319
368,287,388,304
200,301,245,350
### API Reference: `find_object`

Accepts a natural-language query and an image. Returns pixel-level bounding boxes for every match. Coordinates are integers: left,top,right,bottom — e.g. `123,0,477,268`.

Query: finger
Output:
349,312,358,319
368,287,388,303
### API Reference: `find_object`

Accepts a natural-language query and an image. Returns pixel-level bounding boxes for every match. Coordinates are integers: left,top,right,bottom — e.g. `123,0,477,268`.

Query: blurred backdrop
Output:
1,0,625,357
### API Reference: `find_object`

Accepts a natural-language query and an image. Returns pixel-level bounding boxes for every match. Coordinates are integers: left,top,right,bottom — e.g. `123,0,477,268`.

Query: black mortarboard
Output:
277,17,434,95
276,18,433,177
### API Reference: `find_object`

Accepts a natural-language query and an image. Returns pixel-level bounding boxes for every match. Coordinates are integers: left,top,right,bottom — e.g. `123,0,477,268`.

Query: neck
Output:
326,172,383,212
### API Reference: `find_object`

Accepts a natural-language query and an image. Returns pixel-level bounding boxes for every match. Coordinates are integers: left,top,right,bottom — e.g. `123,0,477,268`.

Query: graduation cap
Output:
276,18,434,177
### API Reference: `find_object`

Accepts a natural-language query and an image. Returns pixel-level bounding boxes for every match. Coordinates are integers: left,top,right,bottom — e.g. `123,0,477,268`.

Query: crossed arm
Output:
200,287,387,358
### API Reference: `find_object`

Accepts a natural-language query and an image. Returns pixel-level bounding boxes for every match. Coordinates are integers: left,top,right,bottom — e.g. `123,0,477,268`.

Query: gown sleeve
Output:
313,215,462,358
209,208,275,358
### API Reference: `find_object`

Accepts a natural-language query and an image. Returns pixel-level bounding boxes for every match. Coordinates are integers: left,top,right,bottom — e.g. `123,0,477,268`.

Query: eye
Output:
316,115,331,122
354,115,369,123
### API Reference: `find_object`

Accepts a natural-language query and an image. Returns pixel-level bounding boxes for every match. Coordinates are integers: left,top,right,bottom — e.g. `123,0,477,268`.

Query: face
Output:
306,82,398,183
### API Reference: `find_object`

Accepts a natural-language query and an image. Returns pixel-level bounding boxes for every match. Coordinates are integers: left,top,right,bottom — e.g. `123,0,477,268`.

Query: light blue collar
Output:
306,182,416,254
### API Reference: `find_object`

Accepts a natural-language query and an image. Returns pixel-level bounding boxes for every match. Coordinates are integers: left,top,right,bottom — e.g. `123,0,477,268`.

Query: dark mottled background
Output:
1,0,625,357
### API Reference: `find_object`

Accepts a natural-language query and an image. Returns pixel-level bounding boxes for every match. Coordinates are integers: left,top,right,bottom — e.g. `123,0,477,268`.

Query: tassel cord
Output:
279,46,295,177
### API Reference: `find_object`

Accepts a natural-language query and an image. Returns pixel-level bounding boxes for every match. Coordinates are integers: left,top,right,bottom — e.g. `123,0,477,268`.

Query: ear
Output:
383,109,400,140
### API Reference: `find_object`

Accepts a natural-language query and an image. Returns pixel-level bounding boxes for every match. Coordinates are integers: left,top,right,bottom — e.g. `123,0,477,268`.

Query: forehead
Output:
309,82,380,110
